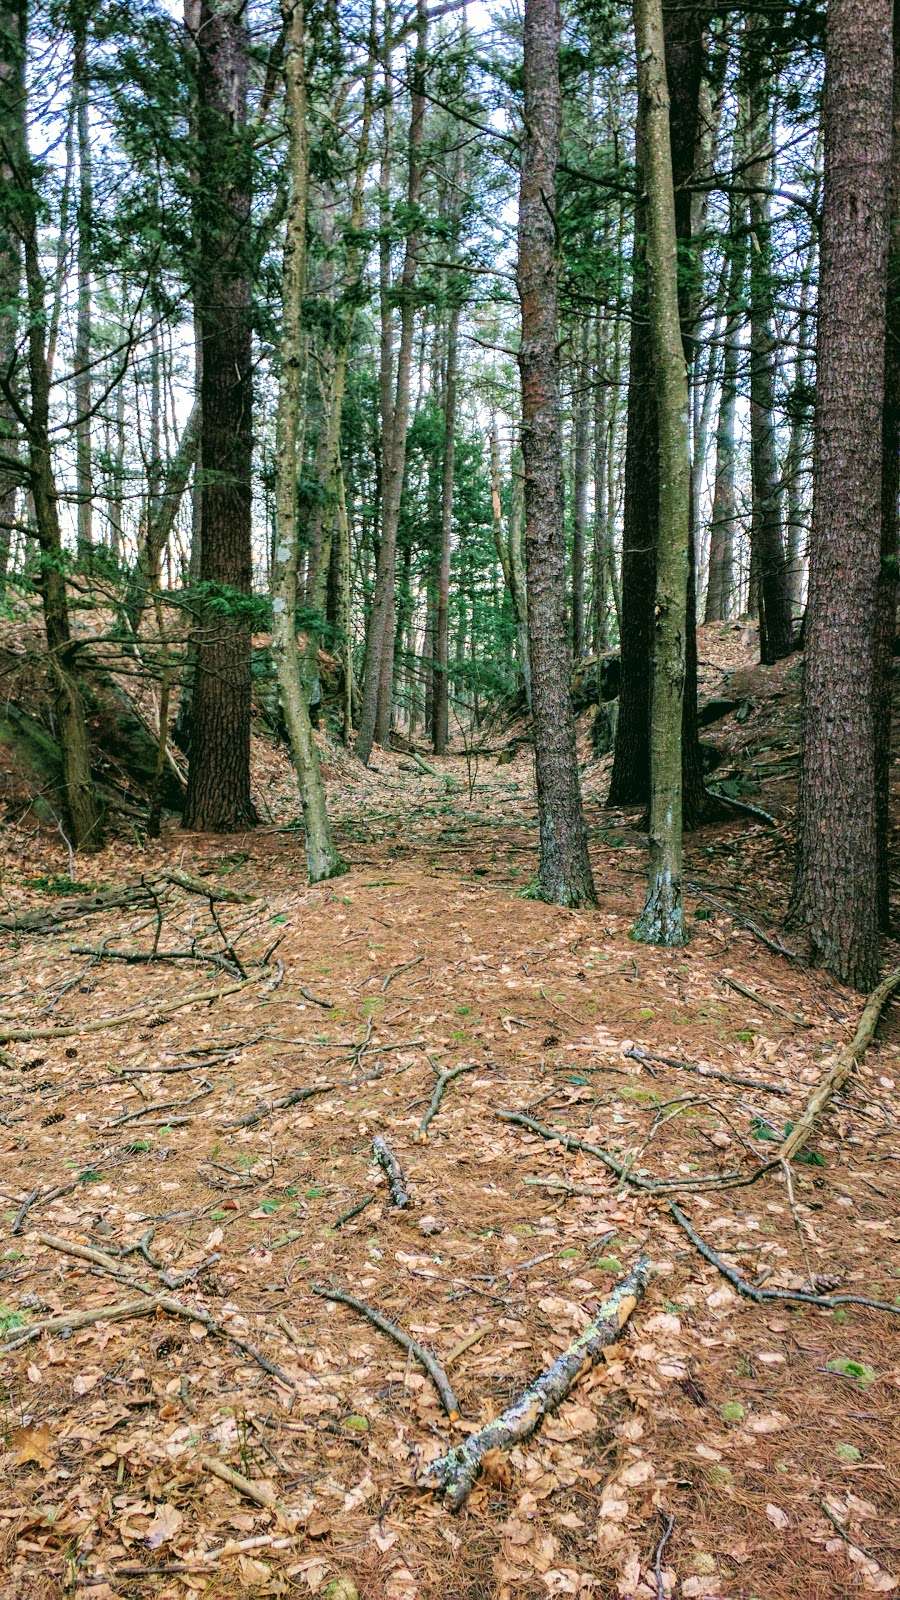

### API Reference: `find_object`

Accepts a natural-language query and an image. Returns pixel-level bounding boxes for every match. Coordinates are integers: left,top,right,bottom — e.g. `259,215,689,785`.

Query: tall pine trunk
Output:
705,150,747,624
791,0,893,990
632,0,690,947
876,10,900,931
182,0,256,833
73,5,93,566
571,320,590,658
518,0,595,908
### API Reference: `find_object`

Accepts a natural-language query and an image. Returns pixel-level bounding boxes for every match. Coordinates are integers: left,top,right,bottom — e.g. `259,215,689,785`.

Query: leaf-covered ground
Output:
0,628,898,1599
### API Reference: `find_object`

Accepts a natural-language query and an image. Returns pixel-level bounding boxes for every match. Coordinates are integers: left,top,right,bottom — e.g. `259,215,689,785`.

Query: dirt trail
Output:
0,729,898,1599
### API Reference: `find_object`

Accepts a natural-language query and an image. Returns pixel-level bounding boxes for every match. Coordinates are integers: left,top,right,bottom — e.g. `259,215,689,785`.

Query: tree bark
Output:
270,0,343,882
125,402,199,634
73,5,93,567
0,0,24,590
705,125,747,625
433,301,459,754
572,319,590,658
791,0,893,990
356,0,427,764
631,0,691,947
182,0,256,833
517,0,596,908
877,7,900,933
745,31,794,663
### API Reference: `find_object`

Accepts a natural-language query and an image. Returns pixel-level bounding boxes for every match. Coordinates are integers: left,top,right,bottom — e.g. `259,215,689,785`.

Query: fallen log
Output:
779,965,900,1164
421,1257,650,1509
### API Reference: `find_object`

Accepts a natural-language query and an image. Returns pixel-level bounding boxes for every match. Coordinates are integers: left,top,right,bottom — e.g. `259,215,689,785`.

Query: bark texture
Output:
182,0,256,833
631,0,691,947
792,0,893,990
517,0,595,907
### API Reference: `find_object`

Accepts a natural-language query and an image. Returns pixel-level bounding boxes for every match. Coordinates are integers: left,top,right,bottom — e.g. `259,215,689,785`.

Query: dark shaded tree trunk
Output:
572,320,590,658
433,301,459,754
517,0,595,907
0,0,24,590
876,3,900,932
608,0,705,821
791,0,893,990
183,0,255,833
745,30,794,663
705,149,747,624
73,5,93,566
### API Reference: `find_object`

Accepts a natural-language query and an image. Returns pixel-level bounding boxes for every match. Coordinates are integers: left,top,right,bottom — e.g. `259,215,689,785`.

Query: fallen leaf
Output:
12,1424,53,1468
146,1502,183,1549
765,1504,789,1530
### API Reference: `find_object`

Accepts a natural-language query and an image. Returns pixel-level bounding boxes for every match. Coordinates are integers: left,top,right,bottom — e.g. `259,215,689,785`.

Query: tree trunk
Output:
784,186,818,618
791,0,893,990
745,34,794,663
572,319,590,658
517,0,595,908
705,132,747,624
182,0,256,833
356,0,426,764
433,301,459,754
591,313,609,652
876,8,900,933
125,402,199,634
0,0,24,592
631,0,690,947
270,0,343,882
73,8,93,567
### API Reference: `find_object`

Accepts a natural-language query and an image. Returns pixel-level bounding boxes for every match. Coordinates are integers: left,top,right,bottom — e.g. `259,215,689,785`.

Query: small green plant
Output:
826,1357,876,1388
0,1305,25,1337
25,874,94,895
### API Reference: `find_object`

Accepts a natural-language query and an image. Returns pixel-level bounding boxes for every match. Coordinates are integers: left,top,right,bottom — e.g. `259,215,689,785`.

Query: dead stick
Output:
1,1297,156,1350
667,1201,900,1315
0,974,262,1044
311,1283,459,1419
416,1062,478,1140
223,1083,334,1130
372,1135,412,1207
421,1257,650,1509
625,1044,789,1097
333,1194,374,1229
498,1109,775,1194
779,966,900,1164
199,1455,280,1511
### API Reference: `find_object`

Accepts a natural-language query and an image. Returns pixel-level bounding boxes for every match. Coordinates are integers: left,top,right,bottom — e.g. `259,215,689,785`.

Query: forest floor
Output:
0,625,898,1600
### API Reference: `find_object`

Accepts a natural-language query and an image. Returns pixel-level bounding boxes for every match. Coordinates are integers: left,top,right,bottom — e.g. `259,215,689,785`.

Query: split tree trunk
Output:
182,0,256,833
517,0,596,908
271,0,343,884
631,0,691,947
791,0,893,990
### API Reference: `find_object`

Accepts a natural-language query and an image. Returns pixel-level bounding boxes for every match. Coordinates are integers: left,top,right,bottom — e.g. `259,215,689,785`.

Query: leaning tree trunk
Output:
791,0,893,991
517,0,596,908
631,0,690,947
270,0,343,883
182,0,256,833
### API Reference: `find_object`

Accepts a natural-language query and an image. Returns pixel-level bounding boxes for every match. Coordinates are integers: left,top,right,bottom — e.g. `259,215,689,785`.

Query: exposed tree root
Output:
667,1202,900,1314
311,1284,459,1418
416,1061,478,1140
420,1257,650,1509
625,1044,790,1096
372,1135,412,1206
779,965,900,1164
498,1109,775,1194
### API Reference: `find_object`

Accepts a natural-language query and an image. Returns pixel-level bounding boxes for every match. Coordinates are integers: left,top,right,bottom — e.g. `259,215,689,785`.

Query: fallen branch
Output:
421,1257,650,1509
372,1135,412,1207
687,882,798,962
625,1044,789,1097
311,1283,459,1418
381,955,425,992
667,1202,900,1315
0,974,262,1044
199,1455,280,1512
0,869,253,934
0,1296,155,1350
333,1194,374,1229
498,1109,775,1194
719,976,806,1025
779,966,900,1164
416,1061,478,1140
222,1083,334,1130
70,943,243,979
705,789,777,827
22,1233,299,1384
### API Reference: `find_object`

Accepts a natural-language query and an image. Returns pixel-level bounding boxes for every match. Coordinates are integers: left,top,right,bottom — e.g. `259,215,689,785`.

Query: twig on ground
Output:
70,943,243,979
333,1194,374,1228
686,882,798,962
498,1108,775,1194
311,1282,459,1418
667,1201,900,1314
719,975,806,1024
372,1135,412,1207
416,1061,478,1140
0,1297,155,1350
0,974,263,1044
421,1258,650,1509
779,966,900,1164
705,789,777,826
109,1081,213,1127
222,1083,334,1130
381,955,424,992
298,985,333,1009
653,1510,676,1600
199,1455,280,1511
445,1325,490,1367
625,1044,789,1097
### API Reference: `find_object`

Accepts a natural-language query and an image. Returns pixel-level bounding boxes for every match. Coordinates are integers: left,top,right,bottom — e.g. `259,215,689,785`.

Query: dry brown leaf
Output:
12,1423,53,1468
